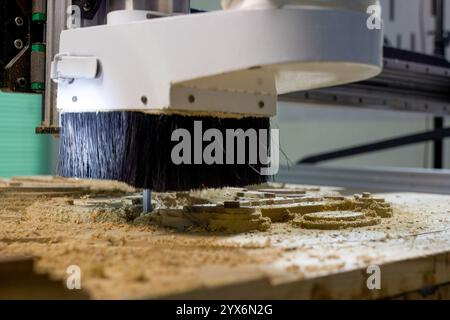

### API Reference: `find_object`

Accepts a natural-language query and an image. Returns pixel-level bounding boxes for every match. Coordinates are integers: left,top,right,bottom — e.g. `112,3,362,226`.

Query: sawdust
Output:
0,178,402,299
26,198,142,224
0,180,284,299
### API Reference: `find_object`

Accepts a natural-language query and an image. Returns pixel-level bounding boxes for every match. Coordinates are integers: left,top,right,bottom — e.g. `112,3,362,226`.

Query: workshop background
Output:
195,0,450,170
0,0,449,178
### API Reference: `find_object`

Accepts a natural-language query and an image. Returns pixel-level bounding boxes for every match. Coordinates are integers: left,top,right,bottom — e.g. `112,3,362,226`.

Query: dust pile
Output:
0,178,399,299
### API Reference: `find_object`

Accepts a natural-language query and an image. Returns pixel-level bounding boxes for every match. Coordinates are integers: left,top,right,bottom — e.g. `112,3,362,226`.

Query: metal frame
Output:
39,0,71,134
283,46,450,169
276,164,450,195
281,47,450,116
298,127,450,164
0,0,31,92
283,1,450,170
432,0,448,169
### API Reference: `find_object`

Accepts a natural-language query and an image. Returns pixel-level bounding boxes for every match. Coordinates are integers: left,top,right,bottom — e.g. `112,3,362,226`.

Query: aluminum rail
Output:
276,164,450,195
281,47,450,116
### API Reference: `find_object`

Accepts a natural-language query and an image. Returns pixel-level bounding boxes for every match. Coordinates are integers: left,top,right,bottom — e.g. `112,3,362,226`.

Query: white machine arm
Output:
53,1,383,117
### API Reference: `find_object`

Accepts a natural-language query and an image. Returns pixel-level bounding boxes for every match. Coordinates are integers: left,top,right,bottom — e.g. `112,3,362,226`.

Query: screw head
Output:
188,95,195,104
83,1,92,11
14,39,24,50
15,77,26,87
15,17,24,27
72,96,78,103
141,96,148,105
258,101,265,109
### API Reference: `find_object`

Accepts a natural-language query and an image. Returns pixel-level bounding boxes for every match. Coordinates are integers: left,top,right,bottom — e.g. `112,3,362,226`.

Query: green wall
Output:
0,92,54,178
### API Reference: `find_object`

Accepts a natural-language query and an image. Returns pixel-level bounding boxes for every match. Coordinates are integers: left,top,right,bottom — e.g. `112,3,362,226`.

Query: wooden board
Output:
1,177,450,299
165,192,450,299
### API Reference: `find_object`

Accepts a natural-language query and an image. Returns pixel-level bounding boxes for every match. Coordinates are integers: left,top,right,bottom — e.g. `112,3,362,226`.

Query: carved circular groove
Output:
303,211,366,222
